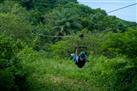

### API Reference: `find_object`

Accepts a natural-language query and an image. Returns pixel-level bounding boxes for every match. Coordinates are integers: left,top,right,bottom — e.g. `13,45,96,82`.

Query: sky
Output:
78,0,137,22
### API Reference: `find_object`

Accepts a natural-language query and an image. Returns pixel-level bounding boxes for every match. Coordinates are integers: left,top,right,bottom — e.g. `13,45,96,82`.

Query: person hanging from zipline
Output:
71,47,87,68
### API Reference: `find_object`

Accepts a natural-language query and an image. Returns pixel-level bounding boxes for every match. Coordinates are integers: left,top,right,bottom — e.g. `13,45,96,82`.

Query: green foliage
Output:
0,1,30,21
0,0,4,3
0,0,137,91
102,29,137,58
0,35,28,91
44,6,83,36
0,69,16,91
89,55,137,91
0,13,32,44
30,23,52,51
50,30,104,57
0,35,21,68
18,0,77,10
44,3,108,36
17,47,40,63
16,51,137,91
43,2,126,38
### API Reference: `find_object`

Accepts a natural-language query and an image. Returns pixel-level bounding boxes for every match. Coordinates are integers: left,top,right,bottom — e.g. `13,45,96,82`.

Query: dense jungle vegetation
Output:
0,0,137,91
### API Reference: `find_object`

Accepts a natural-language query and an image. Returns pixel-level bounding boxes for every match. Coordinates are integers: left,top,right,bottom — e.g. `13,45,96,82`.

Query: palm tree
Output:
46,8,83,36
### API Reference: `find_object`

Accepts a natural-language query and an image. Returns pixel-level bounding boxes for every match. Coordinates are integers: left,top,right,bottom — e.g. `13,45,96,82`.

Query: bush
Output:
0,13,32,44
0,35,20,68
0,1,30,21
0,69,16,91
0,35,27,91
101,29,137,58
89,56,137,91
50,30,104,57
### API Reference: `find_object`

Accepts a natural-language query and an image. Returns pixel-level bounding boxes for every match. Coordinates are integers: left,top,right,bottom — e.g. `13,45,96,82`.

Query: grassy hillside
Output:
20,51,96,91
18,46,137,91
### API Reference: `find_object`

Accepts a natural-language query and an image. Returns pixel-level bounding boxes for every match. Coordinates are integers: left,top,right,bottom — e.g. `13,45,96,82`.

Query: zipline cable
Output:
35,23,137,38
38,34,73,38
35,3,137,38
107,3,137,13
35,24,137,38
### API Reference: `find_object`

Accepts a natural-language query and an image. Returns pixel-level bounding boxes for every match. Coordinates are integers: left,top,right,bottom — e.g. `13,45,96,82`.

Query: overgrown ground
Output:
19,47,137,91
21,52,103,91
23,58,91,91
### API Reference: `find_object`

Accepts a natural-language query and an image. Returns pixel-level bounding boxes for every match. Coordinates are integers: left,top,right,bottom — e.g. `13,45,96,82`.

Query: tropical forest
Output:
0,0,137,91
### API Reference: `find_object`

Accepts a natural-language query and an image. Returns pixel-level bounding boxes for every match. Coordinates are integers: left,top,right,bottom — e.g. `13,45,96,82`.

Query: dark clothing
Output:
75,57,86,68
72,51,87,68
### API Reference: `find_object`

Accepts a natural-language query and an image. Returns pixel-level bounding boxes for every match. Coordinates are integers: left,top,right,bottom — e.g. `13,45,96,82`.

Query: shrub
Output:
89,56,137,91
0,35,27,91
50,30,104,57
0,13,32,44
101,29,137,59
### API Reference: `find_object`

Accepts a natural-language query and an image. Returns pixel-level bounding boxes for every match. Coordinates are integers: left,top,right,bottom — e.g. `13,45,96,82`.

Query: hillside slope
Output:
22,56,96,91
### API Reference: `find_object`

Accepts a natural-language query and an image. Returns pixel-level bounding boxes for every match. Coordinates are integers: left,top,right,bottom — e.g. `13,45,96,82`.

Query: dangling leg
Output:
72,54,78,63
72,47,79,63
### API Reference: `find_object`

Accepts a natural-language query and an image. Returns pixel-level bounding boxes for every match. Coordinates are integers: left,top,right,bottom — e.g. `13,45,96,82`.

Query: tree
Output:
0,1,30,20
101,28,137,58
44,7,83,38
0,35,26,91
0,13,32,44
18,0,77,10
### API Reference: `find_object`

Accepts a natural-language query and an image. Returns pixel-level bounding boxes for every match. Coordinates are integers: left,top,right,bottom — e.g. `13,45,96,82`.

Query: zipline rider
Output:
71,47,87,68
